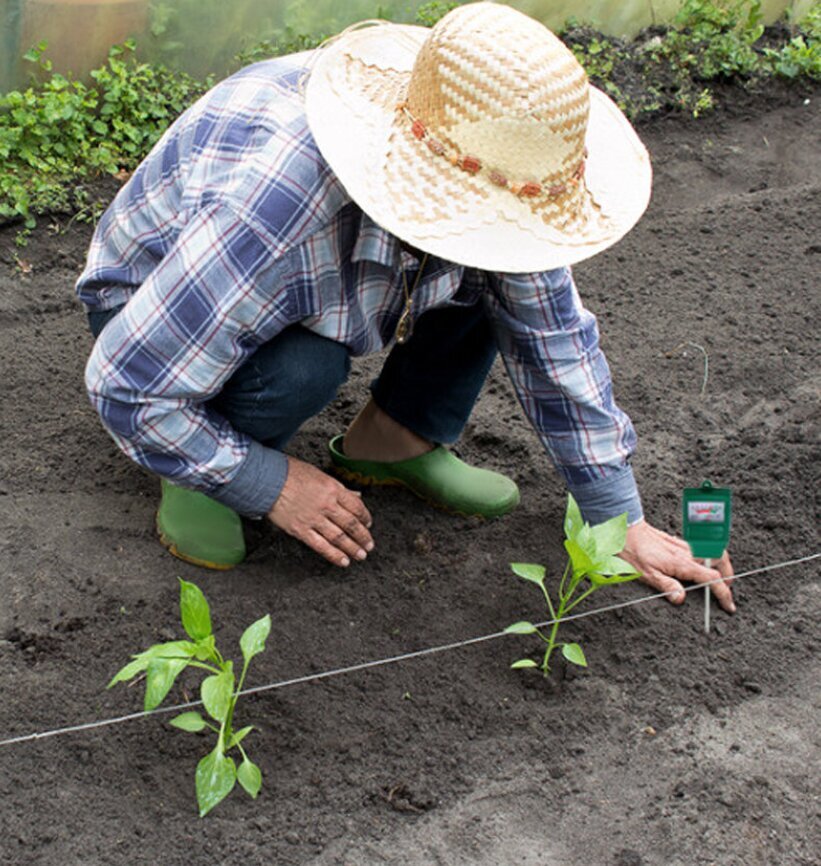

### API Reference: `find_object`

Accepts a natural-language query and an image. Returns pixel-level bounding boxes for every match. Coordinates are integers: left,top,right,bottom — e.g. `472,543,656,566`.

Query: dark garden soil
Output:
0,89,819,866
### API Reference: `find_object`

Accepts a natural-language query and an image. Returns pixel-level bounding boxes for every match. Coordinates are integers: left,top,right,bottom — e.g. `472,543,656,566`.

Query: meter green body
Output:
683,480,732,559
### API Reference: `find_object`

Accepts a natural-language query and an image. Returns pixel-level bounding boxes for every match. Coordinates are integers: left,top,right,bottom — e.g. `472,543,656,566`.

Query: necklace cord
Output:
395,251,429,344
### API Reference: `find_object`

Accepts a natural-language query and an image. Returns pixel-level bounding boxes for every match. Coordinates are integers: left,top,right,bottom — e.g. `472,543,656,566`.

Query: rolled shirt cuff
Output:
566,464,644,527
208,440,289,518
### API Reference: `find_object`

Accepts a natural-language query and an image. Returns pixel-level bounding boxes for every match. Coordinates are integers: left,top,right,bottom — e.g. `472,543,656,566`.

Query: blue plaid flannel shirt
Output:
77,54,642,525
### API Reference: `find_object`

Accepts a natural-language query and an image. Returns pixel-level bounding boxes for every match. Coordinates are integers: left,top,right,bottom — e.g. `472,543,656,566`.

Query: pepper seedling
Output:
108,578,271,816
505,494,641,675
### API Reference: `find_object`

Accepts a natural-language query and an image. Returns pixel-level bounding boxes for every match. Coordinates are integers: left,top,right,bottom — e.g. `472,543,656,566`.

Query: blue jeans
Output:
87,300,498,449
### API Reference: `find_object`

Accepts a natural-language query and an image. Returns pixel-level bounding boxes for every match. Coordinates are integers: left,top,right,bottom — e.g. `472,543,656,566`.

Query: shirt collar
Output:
350,211,462,283
351,212,402,268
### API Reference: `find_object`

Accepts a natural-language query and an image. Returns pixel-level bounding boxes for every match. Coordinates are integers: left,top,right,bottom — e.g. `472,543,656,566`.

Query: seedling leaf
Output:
169,711,208,733
201,666,235,724
596,554,637,576
590,512,628,559
144,657,190,711
511,659,539,669
237,757,262,799
562,643,587,667
194,634,217,661
564,537,595,577
196,748,236,817
108,640,197,687
240,614,272,664
228,726,254,749
179,578,212,641
588,570,641,587
564,494,585,541
504,621,538,635
510,563,546,587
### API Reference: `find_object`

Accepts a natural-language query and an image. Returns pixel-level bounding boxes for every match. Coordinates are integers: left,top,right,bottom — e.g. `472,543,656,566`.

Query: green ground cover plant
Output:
109,579,271,816
0,40,209,231
566,1,821,118
506,495,640,675
1,2,818,231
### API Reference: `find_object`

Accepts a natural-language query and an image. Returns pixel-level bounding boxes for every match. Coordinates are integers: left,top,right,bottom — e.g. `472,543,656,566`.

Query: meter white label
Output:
687,502,725,523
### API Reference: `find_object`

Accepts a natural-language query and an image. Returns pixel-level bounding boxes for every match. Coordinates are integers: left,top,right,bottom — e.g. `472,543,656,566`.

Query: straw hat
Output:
304,2,652,273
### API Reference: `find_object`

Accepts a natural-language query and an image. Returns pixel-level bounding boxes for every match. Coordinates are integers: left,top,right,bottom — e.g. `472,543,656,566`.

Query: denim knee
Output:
214,325,351,448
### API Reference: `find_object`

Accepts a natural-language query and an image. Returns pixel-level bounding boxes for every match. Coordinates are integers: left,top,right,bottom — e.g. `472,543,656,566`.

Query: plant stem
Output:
558,560,571,599
540,582,556,621
184,660,222,675
224,657,251,744
542,595,568,674
564,584,596,614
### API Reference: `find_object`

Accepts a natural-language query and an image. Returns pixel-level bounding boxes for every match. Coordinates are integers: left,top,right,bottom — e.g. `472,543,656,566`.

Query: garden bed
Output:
0,87,818,865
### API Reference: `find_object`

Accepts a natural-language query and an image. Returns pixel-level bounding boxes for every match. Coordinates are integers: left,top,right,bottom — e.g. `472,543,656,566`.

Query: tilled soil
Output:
0,90,819,866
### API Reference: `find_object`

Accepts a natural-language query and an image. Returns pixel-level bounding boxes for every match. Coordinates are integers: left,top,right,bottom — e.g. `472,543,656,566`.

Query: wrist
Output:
567,464,643,526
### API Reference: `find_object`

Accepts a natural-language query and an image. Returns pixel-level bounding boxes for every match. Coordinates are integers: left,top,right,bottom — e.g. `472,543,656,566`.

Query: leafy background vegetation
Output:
1,0,818,234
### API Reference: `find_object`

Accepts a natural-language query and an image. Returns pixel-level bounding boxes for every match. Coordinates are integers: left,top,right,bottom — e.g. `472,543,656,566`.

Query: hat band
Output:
396,103,587,201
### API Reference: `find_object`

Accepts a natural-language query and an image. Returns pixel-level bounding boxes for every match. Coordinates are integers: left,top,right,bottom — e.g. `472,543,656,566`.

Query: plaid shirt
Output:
77,55,642,524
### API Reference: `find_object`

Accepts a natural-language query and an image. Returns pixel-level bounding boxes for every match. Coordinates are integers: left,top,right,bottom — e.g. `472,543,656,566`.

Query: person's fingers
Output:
666,534,692,553
302,528,353,568
708,572,734,612
316,517,369,562
638,569,686,605
717,550,735,584
676,560,735,613
329,504,374,552
339,487,373,529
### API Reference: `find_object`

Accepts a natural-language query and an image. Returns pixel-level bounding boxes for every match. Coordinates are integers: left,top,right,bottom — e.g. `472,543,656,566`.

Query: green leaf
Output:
179,579,212,641
504,621,538,635
588,570,641,587
201,665,235,724
590,512,628,559
596,554,636,576
510,659,539,669
144,657,189,711
108,640,197,687
564,537,595,577
510,563,546,587
240,614,271,665
562,643,588,667
227,726,253,749
564,494,585,541
194,634,217,662
237,756,262,799
169,711,208,733
196,748,236,817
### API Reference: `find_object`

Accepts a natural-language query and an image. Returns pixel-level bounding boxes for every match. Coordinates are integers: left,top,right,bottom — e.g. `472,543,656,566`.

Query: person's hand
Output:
621,519,735,613
268,456,374,567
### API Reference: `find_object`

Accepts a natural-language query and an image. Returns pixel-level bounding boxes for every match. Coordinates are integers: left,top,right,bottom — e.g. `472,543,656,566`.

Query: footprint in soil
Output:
2,625,66,663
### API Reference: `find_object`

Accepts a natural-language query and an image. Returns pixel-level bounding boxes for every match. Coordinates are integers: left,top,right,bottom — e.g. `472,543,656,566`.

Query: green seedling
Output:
109,579,271,816
506,495,640,675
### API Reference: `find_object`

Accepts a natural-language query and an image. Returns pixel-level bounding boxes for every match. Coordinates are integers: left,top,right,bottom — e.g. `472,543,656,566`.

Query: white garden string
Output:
0,552,818,749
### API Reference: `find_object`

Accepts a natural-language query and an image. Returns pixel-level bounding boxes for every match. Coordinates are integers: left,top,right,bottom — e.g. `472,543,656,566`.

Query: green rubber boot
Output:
328,435,520,518
156,480,246,570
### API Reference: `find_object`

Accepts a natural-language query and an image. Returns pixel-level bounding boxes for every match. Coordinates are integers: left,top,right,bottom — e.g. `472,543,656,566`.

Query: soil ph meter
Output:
683,480,732,634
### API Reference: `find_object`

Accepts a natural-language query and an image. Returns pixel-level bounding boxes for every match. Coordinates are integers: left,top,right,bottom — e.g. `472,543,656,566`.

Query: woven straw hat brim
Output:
305,22,652,273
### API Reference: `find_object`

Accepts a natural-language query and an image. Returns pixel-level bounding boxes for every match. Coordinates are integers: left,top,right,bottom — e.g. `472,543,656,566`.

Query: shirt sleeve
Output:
485,267,643,526
84,202,298,517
